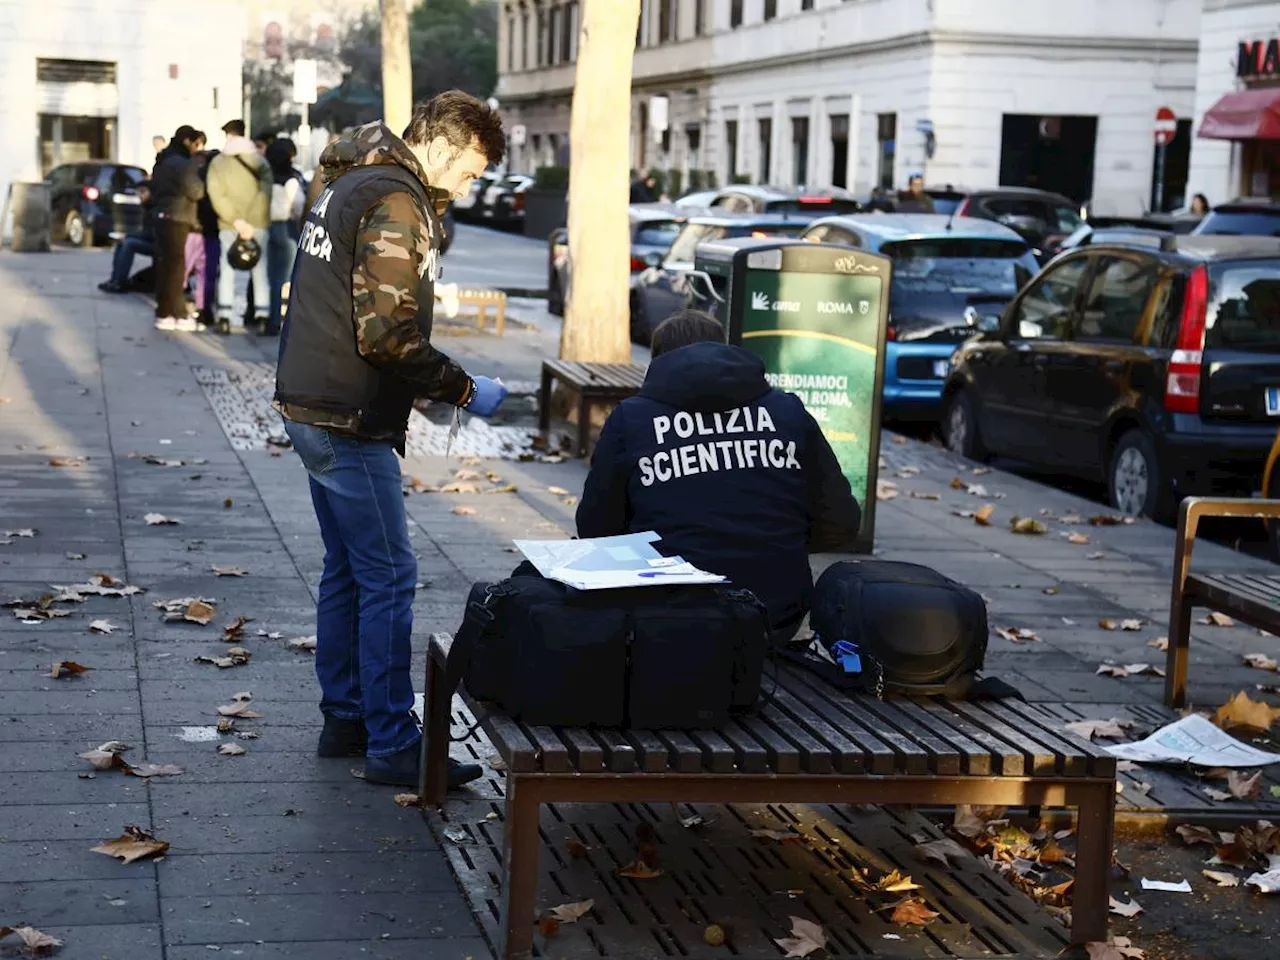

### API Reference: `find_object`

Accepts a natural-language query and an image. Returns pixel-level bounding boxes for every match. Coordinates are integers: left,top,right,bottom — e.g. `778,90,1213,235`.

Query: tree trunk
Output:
560,0,641,363
380,0,413,137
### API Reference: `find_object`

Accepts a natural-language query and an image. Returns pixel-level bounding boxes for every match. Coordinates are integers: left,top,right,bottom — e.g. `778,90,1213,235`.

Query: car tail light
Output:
82,185,100,201
629,255,647,272
1164,265,1208,414
798,196,833,205
750,230,769,238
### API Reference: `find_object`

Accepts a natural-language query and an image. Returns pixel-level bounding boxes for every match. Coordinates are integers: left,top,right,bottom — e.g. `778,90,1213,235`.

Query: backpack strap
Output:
773,645,885,698
440,582,510,740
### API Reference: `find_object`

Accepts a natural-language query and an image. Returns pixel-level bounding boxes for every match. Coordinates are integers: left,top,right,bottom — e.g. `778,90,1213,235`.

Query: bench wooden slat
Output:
594,730,638,772
523,724,571,773
689,729,738,773
976,700,1088,777
657,730,706,773
926,700,1030,776
854,697,965,777
766,684,870,774
758,704,835,774
624,730,672,772
487,714,541,772
949,702,1061,776
719,720,769,773
738,715,801,773
911,699,998,776
1231,573,1280,596
998,699,1118,779
559,727,604,771
1197,573,1280,607
774,669,901,775
1189,576,1280,633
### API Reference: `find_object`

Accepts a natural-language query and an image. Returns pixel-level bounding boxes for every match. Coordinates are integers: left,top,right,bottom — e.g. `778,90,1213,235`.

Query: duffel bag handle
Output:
441,583,508,741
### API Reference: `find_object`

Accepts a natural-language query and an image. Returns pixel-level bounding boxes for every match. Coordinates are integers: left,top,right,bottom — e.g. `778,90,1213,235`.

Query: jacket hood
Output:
640,342,771,412
221,135,260,157
317,122,441,198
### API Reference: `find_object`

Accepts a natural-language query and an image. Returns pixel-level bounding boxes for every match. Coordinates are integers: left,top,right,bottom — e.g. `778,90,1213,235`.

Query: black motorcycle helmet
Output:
227,237,261,271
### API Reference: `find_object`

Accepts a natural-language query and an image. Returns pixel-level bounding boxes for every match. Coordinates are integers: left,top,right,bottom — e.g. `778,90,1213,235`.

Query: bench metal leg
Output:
577,392,591,459
421,651,451,808
537,368,553,437
1071,781,1114,946
499,776,540,960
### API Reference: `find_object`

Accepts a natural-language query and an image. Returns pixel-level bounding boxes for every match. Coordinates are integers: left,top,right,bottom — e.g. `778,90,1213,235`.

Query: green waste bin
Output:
694,237,892,552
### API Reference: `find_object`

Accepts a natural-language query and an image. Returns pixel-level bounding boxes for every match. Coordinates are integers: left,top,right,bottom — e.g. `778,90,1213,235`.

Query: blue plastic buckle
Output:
830,639,863,675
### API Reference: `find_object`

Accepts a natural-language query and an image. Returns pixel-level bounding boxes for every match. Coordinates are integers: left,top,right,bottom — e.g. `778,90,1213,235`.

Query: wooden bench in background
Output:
454,287,508,336
421,633,1117,960
537,359,646,457
1166,497,1280,707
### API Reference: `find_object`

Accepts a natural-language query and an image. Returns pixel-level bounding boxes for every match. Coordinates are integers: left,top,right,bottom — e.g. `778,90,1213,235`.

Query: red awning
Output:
1199,87,1280,140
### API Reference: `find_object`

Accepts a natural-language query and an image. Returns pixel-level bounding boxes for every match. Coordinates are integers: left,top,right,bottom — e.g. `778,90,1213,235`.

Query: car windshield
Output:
929,197,963,215
765,198,861,216
1197,210,1280,237
883,238,1036,295
634,219,683,247
666,223,727,263
1206,262,1280,351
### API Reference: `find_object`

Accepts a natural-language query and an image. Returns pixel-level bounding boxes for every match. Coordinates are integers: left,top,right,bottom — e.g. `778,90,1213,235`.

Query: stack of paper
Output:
513,531,726,591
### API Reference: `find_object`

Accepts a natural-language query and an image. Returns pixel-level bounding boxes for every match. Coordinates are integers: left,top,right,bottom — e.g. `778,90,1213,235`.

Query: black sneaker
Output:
317,717,368,758
364,742,483,789
98,280,123,293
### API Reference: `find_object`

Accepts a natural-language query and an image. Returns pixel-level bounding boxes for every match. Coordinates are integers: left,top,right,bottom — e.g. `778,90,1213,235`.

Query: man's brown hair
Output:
402,90,506,165
650,310,725,357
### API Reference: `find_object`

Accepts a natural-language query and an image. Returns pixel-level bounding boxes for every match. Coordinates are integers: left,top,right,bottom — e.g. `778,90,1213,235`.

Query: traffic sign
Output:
1155,106,1177,146
293,59,317,105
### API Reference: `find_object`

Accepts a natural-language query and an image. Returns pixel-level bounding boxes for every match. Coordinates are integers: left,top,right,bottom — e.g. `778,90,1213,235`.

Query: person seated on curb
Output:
576,309,861,642
99,180,156,294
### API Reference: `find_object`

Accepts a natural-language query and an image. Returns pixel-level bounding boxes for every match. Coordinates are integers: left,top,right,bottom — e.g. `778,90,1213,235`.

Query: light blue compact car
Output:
800,214,1041,420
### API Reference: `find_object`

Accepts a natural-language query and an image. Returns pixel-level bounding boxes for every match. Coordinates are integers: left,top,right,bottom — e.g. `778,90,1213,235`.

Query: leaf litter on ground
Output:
774,916,826,957
1063,719,1133,741
1010,516,1048,535
91,825,169,864
50,660,92,678
154,597,216,625
0,925,63,956
1213,690,1280,733
1096,663,1164,679
143,513,180,525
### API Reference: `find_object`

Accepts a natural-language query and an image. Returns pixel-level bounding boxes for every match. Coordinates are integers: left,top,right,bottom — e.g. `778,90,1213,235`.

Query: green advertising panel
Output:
721,242,890,551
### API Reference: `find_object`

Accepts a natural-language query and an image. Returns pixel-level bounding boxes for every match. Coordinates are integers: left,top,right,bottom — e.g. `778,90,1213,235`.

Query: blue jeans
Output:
217,227,270,327
284,420,419,757
111,235,154,285
267,221,298,331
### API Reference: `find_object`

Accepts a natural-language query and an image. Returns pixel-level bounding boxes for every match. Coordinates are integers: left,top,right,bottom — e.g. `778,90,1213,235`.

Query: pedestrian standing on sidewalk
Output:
207,119,272,334
190,144,221,326
150,125,205,331
274,91,508,789
263,137,305,336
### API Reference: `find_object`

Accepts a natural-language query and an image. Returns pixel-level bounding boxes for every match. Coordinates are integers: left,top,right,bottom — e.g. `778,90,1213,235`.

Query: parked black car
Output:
890,186,1085,260
629,211,810,343
47,162,147,246
941,235,1280,520
1194,199,1280,237
547,204,693,317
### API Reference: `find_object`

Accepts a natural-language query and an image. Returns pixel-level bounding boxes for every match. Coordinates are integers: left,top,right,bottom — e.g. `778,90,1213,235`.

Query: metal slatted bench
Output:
1165,497,1280,707
420,634,1117,960
538,359,646,458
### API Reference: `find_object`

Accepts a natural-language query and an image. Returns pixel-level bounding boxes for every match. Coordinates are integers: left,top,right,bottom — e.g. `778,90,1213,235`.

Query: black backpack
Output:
809,559,988,697
446,573,770,729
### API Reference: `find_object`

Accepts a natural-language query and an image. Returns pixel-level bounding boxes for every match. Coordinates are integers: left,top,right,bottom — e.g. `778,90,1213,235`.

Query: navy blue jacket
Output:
576,342,861,629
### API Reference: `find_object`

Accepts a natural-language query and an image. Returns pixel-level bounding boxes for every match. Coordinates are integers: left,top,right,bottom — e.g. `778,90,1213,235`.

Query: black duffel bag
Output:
809,559,988,697
445,573,770,728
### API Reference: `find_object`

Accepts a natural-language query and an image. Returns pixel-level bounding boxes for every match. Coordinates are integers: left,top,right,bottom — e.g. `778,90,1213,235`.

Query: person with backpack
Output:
207,119,272,334
263,138,306,336
576,309,861,642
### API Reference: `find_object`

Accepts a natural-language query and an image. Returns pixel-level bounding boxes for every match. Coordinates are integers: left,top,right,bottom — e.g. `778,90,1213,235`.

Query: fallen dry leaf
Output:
452,505,477,516
617,860,662,879
547,486,570,496
222,616,253,641
5,528,36,538
775,916,826,957
1244,653,1280,672
438,481,480,494
0,925,63,955
996,626,1040,643
50,660,92,679
1205,786,1234,802
1087,941,1145,960
91,825,169,864
1175,824,1217,846
127,763,184,778
1202,869,1240,887
974,504,995,526
1147,637,1169,652
88,619,118,634
143,513,179,525
287,635,317,652
1097,663,1163,679
49,456,84,468
454,469,483,481
1229,770,1263,800
876,479,899,501
915,837,969,866
1202,612,1235,627
889,898,939,927
1213,690,1280,733
1066,532,1091,545
908,490,940,500
1090,515,1134,526
79,740,131,771
1064,719,1132,741
548,900,593,924
1010,516,1048,535
211,565,247,577
393,793,420,807
952,805,991,839
216,701,263,718
1120,619,1144,632
1100,619,1119,631
1108,895,1142,917
874,869,921,894
217,743,247,756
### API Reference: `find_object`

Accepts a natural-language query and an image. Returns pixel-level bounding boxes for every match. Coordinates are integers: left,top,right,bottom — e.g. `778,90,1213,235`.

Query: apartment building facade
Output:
495,0,1202,215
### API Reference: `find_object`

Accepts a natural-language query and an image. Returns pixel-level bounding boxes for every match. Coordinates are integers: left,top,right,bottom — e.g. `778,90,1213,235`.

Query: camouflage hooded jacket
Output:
274,123,473,445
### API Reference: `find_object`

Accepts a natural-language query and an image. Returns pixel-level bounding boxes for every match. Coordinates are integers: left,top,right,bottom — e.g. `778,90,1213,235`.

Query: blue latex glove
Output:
464,375,508,417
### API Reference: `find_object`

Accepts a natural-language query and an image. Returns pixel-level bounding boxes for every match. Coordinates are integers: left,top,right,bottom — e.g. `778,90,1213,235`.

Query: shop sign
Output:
1238,39,1280,80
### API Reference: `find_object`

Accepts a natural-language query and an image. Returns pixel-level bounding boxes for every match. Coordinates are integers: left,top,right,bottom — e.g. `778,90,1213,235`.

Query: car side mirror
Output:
978,315,1001,334
644,251,663,268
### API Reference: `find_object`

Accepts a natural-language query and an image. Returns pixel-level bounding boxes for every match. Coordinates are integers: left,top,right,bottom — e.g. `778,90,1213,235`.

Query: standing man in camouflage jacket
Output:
275,92,508,788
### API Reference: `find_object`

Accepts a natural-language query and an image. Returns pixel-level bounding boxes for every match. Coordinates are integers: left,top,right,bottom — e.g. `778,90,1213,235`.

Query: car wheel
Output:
942,390,987,461
1109,429,1173,522
64,210,88,247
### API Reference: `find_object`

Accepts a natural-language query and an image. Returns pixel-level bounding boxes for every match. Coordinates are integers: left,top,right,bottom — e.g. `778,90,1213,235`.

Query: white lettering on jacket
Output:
638,404,800,488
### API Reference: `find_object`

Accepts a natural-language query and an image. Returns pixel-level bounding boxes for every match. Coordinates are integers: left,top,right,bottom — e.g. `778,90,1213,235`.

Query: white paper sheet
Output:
513,532,727,591
1106,715,1280,768
1140,878,1192,893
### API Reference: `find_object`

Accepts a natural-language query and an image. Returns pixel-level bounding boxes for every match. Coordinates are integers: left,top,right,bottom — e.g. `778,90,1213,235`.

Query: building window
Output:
561,3,575,61
695,0,706,35
549,6,561,63
758,117,772,184
801,0,814,8
531,133,542,165
877,113,897,190
536,10,547,65
791,117,809,186
521,12,530,69
506,15,515,71
829,113,849,188
763,0,777,20
730,0,743,28
566,1,580,61
725,119,738,181
686,124,702,170
659,0,674,42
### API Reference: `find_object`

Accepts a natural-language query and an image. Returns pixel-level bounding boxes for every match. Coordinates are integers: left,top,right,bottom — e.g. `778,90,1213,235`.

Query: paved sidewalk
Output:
3,248,1279,958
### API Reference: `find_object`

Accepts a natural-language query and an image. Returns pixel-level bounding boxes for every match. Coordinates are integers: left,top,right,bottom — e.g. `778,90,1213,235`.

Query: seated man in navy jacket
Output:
576,310,861,640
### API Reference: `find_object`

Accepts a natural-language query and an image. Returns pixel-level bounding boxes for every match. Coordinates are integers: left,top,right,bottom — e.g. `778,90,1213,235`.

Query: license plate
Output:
932,359,950,378
1267,387,1280,416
